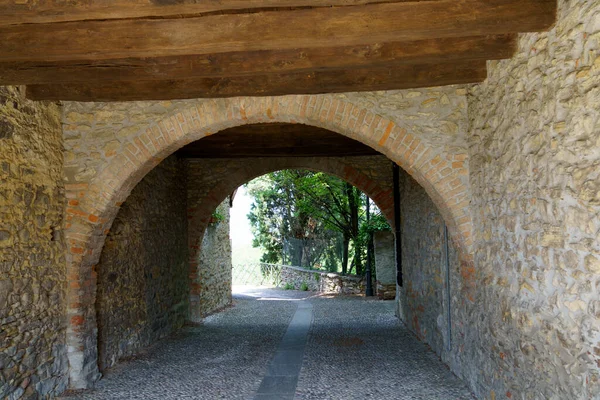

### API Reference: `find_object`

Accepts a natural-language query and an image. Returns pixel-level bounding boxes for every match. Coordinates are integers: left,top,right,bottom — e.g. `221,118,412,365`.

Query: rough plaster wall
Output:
373,231,395,288
467,0,600,398
397,173,460,366
195,200,232,318
95,155,188,371
0,86,68,398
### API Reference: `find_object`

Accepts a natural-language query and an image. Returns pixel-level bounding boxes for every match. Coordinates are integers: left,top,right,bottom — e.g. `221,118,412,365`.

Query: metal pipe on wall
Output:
444,224,452,351
393,163,403,287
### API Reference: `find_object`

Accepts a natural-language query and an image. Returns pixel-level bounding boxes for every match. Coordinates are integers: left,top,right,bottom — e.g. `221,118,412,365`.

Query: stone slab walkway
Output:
61,287,473,399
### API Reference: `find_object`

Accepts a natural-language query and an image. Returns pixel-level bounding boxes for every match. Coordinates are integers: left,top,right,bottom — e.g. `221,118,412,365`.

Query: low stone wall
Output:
278,265,364,295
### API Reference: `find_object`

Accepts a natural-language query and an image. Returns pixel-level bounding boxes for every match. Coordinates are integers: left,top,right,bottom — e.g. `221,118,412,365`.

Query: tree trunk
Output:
346,183,361,275
342,234,349,274
354,241,363,276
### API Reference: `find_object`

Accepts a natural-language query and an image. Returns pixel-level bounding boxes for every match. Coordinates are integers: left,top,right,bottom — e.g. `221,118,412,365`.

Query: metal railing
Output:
232,262,284,286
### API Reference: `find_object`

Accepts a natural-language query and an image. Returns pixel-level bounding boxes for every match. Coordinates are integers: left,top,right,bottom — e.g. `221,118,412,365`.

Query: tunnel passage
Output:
92,123,407,371
62,95,474,390
91,146,464,396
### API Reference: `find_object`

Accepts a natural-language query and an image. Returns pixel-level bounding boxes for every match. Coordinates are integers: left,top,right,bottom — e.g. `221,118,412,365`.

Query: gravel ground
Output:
61,288,300,400
61,287,473,400
296,295,474,400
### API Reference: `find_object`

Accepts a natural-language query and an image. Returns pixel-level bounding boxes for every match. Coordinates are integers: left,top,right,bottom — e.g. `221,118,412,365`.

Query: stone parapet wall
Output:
0,86,68,398
95,155,188,371
376,283,396,301
279,265,364,295
466,0,600,397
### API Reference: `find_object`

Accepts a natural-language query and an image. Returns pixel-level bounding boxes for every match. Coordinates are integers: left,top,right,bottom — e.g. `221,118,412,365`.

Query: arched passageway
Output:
184,156,396,321
63,97,474,388
93,151,398,371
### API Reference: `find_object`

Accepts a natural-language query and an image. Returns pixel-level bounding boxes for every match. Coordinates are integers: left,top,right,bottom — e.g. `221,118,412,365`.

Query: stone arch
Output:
63,95,473,389
185,157,395,321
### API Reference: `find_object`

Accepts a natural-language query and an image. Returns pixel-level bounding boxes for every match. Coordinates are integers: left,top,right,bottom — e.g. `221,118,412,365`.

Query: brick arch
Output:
186,157,395,321
64,95,473,389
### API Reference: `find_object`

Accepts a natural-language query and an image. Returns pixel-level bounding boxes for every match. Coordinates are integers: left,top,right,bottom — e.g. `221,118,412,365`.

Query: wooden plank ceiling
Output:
0,0,556,102
175,123,380,158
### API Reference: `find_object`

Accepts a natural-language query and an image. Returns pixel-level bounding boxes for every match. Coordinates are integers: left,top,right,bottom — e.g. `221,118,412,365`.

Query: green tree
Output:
247,170,390,274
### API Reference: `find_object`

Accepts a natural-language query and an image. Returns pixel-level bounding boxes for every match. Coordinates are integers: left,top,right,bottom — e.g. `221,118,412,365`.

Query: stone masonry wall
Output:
193,200,232,319
95,155,188,371
397,174,461,367
61,88,474,258
278,265,365,295
0,86,68,399
467,0,600,397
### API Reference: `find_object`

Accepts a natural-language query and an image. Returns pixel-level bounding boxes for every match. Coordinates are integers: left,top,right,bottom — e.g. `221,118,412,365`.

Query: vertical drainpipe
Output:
444,224,452,351
365,195,374,296
393,163,403,287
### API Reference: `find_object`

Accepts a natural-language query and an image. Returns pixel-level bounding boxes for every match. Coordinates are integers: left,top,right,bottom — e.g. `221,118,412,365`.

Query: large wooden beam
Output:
0,0,555,63
25,61,487,102
0,35,515,85
0,0,423,26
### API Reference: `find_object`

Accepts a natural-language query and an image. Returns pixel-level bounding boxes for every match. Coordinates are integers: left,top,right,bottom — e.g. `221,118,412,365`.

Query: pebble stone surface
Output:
61,287,473,400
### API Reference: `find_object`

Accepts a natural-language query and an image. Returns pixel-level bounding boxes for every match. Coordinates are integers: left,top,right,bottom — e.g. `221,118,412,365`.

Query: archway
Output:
185,157,396,321
63,96,473,388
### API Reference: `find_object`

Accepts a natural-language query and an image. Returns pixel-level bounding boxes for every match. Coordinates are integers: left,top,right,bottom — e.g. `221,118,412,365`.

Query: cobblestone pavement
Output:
61,287,473,399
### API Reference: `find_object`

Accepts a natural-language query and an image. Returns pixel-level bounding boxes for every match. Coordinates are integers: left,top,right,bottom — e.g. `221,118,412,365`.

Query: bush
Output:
283,282,295,290
300,281,309,291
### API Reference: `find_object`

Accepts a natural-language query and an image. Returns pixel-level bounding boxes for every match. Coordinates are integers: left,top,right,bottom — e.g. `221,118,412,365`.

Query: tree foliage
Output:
247,169,390,275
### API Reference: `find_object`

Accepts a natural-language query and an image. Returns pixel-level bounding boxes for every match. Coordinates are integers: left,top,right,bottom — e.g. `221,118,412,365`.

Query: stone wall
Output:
465,0,600,397
373,231,396,300
0,86,68,398
396,174,461,364
191,200,232,320
279,265,364,295
95,155,188,371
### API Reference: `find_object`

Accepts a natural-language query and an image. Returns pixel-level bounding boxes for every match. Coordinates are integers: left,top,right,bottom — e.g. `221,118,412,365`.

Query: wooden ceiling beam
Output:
0,35,515,86
0,0,555,63
0,0,430,26
25,61,487,102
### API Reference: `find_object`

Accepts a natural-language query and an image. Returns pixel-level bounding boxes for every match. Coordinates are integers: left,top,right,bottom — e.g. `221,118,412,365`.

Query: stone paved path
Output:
62,287,474,399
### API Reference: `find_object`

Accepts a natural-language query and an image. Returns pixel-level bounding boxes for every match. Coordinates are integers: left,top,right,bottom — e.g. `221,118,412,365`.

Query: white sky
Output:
230,186,254,246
